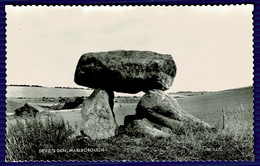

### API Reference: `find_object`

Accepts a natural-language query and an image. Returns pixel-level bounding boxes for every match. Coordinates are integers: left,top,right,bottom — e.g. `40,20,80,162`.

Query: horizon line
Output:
6,84,253,93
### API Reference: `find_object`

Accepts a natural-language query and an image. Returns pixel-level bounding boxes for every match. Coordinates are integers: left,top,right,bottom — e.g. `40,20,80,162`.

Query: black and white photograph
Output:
5,5,254,161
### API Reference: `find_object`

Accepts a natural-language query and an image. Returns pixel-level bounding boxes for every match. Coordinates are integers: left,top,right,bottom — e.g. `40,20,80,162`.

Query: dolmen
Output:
74,50,211,140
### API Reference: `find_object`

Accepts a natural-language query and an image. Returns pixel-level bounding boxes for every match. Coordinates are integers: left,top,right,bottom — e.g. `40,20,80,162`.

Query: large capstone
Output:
125,90,211,135
80,89,118,140
74,50,176,93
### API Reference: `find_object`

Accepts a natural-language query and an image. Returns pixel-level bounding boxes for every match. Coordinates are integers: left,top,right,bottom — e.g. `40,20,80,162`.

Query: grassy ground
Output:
5,86,254,161
176,86,253,125
6,108,254,161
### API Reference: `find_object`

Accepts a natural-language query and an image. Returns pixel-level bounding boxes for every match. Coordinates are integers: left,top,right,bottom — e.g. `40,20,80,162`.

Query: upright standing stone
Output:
80,89,118,140
74,50,176,93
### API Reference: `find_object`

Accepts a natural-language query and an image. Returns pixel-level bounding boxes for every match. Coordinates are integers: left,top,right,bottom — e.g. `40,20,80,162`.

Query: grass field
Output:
114,86,254,126
6,86,254,126
6,111,254,161
5,86,254,161
176,86,254,125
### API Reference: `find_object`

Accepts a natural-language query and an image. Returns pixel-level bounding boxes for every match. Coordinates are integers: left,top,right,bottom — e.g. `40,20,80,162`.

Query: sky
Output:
6,5,254,92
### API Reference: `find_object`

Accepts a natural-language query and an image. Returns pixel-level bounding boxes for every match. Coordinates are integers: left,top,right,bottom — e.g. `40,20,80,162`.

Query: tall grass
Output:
6,115,75,161
6,106,254,161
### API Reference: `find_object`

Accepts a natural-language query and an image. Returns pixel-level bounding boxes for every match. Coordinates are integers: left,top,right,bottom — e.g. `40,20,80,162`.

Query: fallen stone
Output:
124,117,171,138
135,90,211,134
74,50,176,93
80,89,118,140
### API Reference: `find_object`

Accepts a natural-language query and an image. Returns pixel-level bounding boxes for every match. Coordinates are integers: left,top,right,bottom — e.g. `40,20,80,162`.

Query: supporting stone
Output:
124,90,211,136
80,89,118,140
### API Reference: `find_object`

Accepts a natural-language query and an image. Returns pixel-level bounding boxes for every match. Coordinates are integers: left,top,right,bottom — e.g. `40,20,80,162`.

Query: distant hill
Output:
220,85,253,92
54,86,87,90
7,84,90,90
176,86,254,125
7,84,42,87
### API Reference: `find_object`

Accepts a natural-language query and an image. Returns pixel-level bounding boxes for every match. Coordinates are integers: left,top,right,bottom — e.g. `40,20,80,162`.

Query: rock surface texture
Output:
124,117,171,138
74,50,176,93
125,90,211,136
80,89,118,140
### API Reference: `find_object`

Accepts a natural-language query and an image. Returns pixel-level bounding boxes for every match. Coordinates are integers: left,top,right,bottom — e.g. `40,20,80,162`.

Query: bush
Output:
14,103,39,117
63,97,84,109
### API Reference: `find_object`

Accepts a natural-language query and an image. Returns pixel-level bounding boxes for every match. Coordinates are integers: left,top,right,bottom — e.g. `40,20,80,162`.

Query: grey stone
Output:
74,50,176,93
80,89,118,140
124,117,171,138
135,90,211,134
